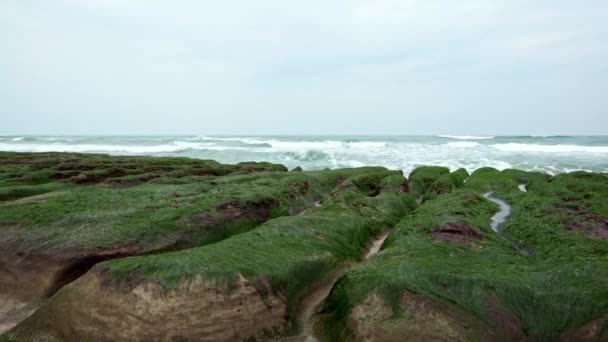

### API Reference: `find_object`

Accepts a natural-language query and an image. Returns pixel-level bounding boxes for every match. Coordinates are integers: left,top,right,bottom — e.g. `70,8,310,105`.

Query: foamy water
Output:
1,135,607,175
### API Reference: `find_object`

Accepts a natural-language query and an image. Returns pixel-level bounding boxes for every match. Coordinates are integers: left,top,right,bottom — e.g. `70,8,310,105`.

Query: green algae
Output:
322,169,608,341
1,153,607,341
423,168,470,201
0,153,389,251
101,170,413,308
408,166,450,198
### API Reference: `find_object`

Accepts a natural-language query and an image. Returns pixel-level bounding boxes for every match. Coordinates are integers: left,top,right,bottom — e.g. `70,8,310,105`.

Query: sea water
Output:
1,135,607,175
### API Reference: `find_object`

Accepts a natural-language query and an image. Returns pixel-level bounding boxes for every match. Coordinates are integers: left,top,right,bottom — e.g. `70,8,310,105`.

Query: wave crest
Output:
492,143,608,153
445,142,480,148
439,135,495,140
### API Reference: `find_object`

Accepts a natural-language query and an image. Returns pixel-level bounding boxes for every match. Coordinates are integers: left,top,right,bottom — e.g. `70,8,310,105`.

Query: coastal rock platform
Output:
0,153,606,341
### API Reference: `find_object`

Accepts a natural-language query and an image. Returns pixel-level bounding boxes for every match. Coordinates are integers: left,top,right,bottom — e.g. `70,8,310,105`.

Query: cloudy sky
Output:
1,0,607,135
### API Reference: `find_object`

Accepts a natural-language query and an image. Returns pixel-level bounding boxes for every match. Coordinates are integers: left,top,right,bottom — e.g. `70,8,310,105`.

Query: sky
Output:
1,0,607,135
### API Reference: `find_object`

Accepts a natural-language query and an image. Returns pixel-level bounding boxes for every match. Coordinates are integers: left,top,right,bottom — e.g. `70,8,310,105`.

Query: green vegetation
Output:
0,153,388,250
423,167,470,201
102,170,413,315
322,168,608,341
1,153,606,341
408,166,450,198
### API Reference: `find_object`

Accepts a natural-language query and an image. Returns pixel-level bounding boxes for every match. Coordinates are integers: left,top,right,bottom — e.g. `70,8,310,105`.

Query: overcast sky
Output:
1,1,607,135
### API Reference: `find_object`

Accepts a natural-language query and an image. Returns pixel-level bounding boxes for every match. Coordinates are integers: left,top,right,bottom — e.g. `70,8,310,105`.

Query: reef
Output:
0,152,606,341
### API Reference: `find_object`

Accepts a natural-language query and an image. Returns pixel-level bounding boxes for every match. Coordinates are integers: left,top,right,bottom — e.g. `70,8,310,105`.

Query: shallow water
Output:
484,192,512,232
483,192,531,256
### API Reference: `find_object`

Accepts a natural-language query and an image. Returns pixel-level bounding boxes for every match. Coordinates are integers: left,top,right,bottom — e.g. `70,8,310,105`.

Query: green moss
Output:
0,182,69,202
102,171,414,326
424,168,469,201
322,170,608,341
465,167,519,195
501,168,550,185
408,166,450,197
2,155,606,341
0,153,389,251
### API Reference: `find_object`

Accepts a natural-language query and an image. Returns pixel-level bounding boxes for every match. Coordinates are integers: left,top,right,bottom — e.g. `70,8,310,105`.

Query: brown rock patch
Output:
188,198,279,231
432,221,482,242
348,292,497,342
397,179,410,193
8,270,289,342
216,198,277,222
484,296,525,340
559,314,608,341
557,203,608,240
565,219,608,240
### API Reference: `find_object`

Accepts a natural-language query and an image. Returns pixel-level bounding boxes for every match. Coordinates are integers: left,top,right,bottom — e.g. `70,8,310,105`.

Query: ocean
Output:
1,135,607,175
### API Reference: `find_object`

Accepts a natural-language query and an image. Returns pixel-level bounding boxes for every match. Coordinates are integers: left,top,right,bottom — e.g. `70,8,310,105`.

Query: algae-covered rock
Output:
408,166,450,198
423,168,470,201
320,169,608,341
0,152,391,334
465,167,520,194
6,170,414,341
2,155,607,341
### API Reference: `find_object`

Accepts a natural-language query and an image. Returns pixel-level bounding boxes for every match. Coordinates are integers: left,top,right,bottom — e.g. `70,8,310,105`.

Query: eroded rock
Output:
432,221,482,242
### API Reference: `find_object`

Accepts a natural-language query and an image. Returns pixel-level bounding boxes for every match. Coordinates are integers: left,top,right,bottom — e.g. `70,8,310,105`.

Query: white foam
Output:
39,137,84,142
0,141,250,154
188,136,269,145
267,140,344,150
439,135,495,140
2,136,606,176
11,137,24,142
492,143,608,153
445,141,480,148
348,141,387,149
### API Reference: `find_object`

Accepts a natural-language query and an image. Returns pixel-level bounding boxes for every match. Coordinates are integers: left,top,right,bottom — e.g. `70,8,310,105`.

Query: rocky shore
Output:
0,152,606,341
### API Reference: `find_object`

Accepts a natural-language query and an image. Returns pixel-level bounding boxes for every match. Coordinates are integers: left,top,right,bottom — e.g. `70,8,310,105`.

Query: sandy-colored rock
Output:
348,292,501,342
559,315,608,342
10,269,289,341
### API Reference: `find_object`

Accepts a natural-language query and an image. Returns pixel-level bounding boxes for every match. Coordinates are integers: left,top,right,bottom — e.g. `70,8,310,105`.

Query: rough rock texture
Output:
559,314,608,341
5,166,413,341
2,153,607,341
321,169,608,341
11,271,287,342
0,152,385,334
432,221,482,241
348,293,499,342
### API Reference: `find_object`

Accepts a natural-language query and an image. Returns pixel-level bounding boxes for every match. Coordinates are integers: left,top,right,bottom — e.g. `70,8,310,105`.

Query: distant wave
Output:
0,141,251,154
492,143,608,153
439,135,495,140
11,137,25,142
189,136,390,150
445,141,480,148
2,135,607,175
266,140,387,150
526,135,575,138
286,150,332,162
38,137,84,142
187,136,269,145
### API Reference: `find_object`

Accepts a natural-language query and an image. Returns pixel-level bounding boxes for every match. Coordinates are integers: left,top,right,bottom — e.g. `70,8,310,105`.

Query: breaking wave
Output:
1,135,607,174
445,142,480,148
439,135,495,140
492,143,608,153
